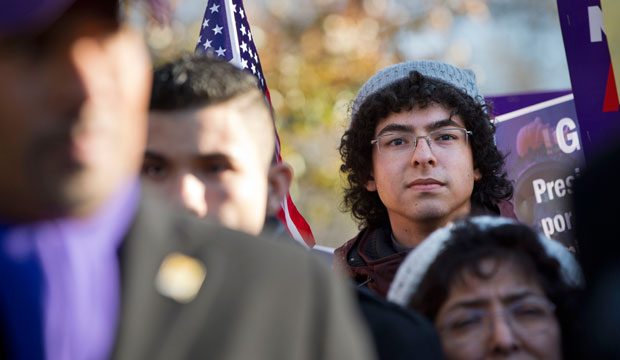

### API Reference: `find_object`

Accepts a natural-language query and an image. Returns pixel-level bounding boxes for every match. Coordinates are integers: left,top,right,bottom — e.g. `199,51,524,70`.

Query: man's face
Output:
143,95,273,236
366,102,481,231
0,11,151,220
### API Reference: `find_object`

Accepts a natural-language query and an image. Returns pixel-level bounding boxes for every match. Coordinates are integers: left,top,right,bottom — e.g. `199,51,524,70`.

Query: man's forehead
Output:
147,99,274,165
151,100,266,126
196,95,274,135
375,108,464,134
148,107,252,150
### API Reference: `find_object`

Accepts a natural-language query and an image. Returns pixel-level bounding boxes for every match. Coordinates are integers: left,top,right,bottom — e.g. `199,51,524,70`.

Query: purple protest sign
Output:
557,0,620,161
494,94,585,249
488,90,571,117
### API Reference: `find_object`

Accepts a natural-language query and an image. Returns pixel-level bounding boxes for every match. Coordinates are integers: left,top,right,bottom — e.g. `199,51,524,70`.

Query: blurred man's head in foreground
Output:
144,55,292,235
0,0,152,221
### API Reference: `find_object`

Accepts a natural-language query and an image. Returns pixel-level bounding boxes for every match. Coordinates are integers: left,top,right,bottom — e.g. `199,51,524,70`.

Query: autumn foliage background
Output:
129,0,571,247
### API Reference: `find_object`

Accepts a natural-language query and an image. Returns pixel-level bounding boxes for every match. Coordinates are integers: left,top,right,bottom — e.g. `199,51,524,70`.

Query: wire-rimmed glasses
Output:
436,296,557,347
370,128,472,155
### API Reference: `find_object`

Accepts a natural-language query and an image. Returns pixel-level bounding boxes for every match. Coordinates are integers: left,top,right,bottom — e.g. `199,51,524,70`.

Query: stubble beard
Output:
408,196,472,228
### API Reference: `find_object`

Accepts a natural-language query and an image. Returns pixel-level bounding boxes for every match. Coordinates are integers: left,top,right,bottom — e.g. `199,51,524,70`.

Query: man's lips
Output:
407,178,445,191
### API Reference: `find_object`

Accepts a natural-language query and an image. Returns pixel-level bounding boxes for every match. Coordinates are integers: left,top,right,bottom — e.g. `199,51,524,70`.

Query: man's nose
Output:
488,315,520,355
178,173,208,218
409,136,436,167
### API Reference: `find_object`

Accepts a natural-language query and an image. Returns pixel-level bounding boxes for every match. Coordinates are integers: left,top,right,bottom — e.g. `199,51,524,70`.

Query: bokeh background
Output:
128,0,572,248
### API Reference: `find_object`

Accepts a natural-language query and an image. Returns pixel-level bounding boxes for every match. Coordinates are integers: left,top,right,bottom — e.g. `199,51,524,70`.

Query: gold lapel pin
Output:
155,252,207,304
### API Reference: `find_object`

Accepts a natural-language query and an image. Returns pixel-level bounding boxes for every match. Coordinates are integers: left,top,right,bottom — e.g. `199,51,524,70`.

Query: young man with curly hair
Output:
335,61,515,298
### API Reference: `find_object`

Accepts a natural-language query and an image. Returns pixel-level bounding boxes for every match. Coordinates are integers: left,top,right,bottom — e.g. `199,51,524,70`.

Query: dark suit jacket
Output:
111,195,376,360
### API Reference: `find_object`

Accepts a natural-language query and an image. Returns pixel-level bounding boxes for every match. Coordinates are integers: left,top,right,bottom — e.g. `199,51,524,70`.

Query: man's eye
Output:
435,133,457,142
202,162,232,175
141,163,168,179
386,137,409,147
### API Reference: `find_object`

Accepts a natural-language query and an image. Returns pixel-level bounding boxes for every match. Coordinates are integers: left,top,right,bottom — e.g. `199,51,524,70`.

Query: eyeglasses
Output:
370,128,472,155
437,297,557,346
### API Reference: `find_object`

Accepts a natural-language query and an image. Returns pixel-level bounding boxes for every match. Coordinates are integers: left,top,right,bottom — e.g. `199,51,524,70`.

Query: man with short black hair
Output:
336,61,514,297
143,55,293,239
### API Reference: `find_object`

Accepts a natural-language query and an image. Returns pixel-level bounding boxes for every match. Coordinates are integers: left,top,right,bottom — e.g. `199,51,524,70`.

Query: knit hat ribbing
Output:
352,60,484,118
387,216,584,307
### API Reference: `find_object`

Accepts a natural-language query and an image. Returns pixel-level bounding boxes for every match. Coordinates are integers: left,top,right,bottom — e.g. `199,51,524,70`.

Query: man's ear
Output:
365,172,377,192
266,161,293,216
474,168,482,181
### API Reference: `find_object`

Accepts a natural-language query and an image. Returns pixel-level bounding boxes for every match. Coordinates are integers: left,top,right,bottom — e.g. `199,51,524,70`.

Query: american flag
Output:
195,0,315,248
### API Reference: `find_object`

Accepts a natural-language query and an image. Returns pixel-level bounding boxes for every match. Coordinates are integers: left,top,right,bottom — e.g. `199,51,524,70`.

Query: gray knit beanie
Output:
352,60,484,118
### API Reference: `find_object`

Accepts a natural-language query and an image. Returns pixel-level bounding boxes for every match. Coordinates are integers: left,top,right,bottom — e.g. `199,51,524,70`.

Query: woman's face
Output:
434,258,561,360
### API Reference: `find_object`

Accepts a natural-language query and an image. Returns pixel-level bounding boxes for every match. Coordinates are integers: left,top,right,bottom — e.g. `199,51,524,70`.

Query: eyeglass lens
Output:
374,128,469,154
439,298,556,345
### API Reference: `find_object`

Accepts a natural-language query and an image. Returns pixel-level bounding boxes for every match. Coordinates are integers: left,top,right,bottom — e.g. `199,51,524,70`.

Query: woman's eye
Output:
513,305,547,318
449,314,483,330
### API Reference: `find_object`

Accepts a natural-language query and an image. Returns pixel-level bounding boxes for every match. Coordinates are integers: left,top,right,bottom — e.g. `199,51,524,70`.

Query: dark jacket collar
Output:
334,226,411,298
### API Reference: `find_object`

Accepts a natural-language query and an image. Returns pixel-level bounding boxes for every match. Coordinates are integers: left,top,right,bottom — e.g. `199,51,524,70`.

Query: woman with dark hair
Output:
388,216,582,360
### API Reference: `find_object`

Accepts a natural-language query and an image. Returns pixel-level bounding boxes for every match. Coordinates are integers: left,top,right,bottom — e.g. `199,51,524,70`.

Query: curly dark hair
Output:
339,71,513,229
408,220,577,353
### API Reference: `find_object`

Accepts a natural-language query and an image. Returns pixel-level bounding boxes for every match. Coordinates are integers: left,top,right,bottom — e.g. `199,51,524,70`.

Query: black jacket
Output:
356,286,444,360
